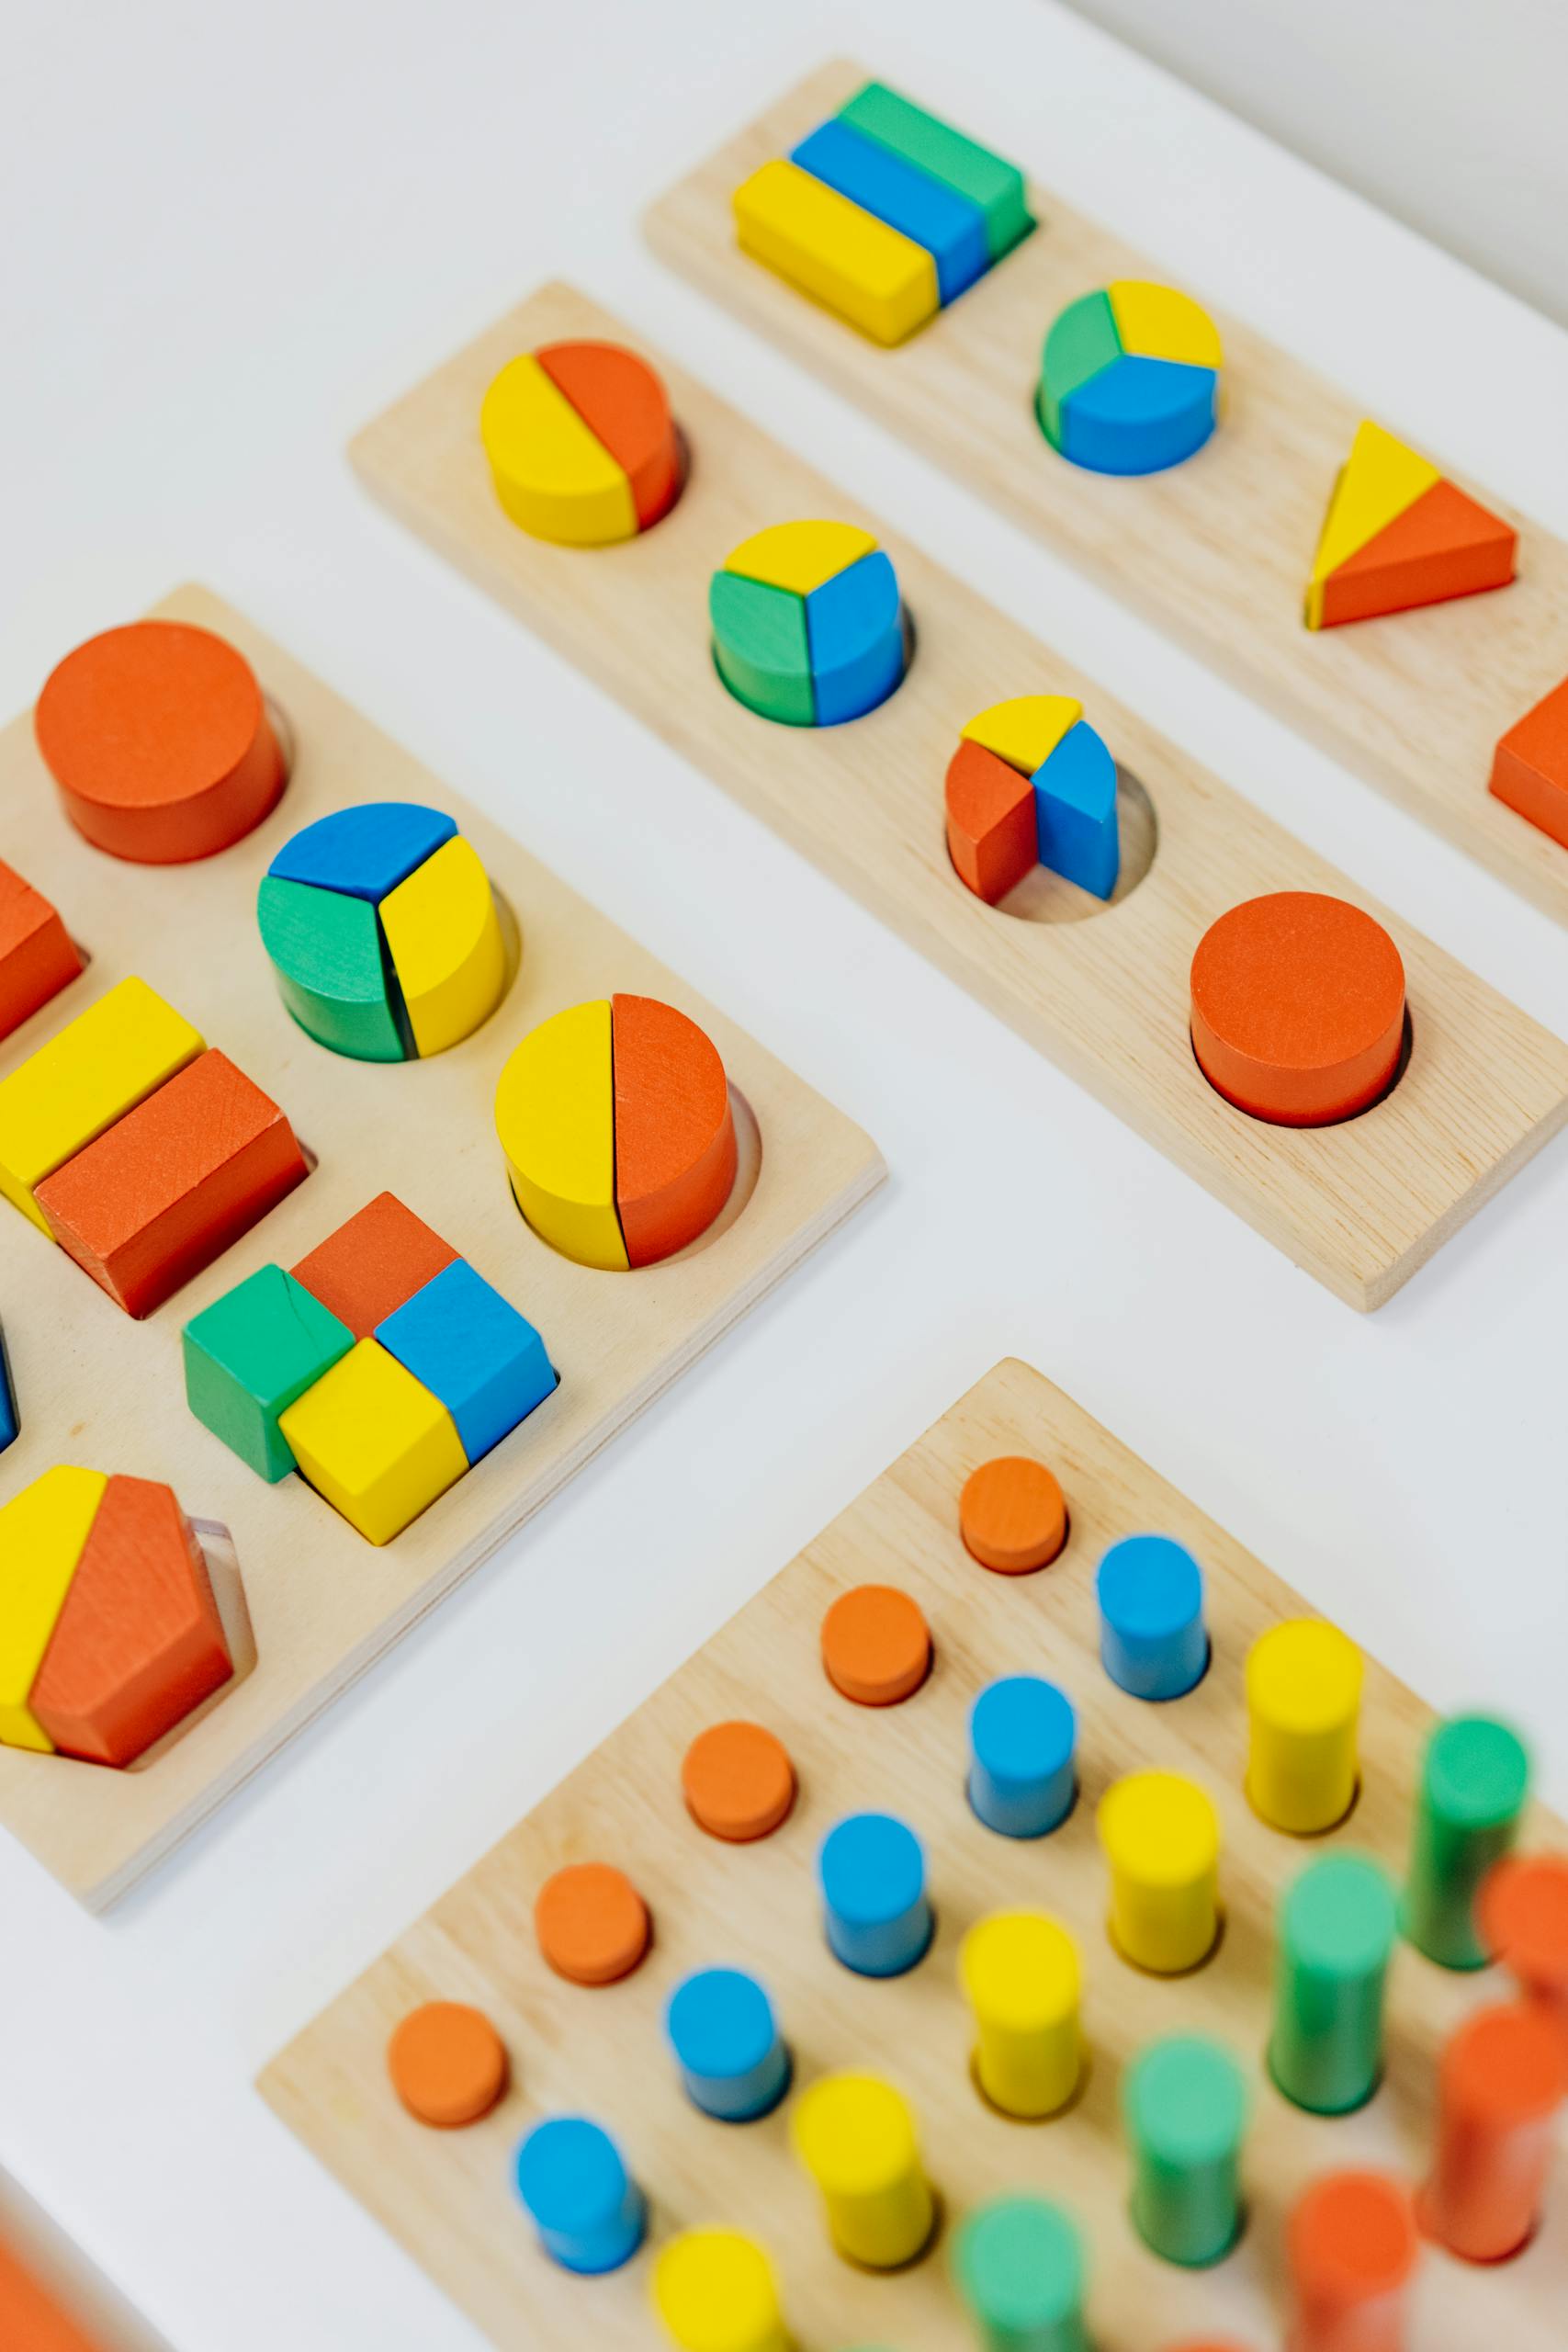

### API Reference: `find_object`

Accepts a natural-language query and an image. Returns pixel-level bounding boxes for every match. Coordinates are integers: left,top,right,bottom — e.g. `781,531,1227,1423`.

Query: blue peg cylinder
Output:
665,1967,792,2121
513,2116,646,2274
1097,1534,1208,1701
968,1675,1077,1838
818,1812,932,1977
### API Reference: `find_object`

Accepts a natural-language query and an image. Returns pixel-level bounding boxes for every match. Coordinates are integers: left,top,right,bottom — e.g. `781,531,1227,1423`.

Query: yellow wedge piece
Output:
1109,280,1224,370
962,695,1083,777
0,978,204,1231
379,835,506,1058
734,159,939,348
479,354,637,547
724,518,879,597
0,1467,107,1750
1306,421,1441,628
493,1000,628,1272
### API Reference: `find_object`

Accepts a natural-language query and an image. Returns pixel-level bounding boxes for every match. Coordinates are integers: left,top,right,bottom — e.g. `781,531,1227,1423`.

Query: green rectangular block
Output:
836,81,1033,263
183,1263,354,1481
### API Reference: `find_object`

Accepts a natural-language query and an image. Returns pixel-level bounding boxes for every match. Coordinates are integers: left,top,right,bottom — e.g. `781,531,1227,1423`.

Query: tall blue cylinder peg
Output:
513,2116,646,2274
1097,1534,1208,1701
818,1812,933,1977
665,1967,792,2121
968,1675,1077,1838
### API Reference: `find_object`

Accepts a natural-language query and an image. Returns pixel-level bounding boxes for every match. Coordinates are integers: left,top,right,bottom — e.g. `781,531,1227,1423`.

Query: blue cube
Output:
375,1258,556,1465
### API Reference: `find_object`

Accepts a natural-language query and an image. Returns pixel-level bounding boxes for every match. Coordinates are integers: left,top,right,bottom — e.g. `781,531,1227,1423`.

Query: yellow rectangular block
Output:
379,834,506,1057
0,977,205,1231
277,1340,467,1546
0,1466,107,1750
733,159,939,347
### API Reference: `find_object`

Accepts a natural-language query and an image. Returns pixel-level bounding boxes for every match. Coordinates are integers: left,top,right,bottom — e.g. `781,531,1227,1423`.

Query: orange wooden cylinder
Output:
1286,2170,1417,2352
1419,2002,1568,2262
1481,1853,1568,2045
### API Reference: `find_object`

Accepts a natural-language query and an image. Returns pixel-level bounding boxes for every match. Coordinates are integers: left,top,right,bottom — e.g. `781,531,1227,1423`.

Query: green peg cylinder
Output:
1269,1852,1397,2114
953,2197,1088,2352
1404,1714,1530,1969
1123,2035,1247,2267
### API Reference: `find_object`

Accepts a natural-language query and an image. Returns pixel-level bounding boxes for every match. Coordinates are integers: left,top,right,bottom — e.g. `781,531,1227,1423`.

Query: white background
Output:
1066,0,1568,329
2,3,1567,2345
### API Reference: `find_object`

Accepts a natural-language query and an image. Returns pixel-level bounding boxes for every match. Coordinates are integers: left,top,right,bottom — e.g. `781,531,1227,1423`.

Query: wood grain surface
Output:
0,588,883,1908
261,1358,1568,2352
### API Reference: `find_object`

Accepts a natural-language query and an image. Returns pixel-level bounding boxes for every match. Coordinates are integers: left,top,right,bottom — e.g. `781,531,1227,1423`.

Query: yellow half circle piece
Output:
479,354,637,547
1307,419,1441,624
379,835,506,1057
962,694,1083,776
724,519,878,596
494,999,627,1270
1109,280,1224,370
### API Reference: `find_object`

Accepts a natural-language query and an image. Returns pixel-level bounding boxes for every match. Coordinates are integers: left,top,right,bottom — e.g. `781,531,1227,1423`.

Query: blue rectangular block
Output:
1032,719,1121,900
375,1259,556,1465
789,120,989,306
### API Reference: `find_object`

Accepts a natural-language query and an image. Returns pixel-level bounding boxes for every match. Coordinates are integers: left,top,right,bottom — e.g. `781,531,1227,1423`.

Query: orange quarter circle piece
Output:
1190,891,1405,1127
536,341,682,531
821,1583,931,1706
959,1456,1068,1574
387,2000,508,2127
34,620,286,865
682,1719,796,1841
534,1860,650,1985
611,994,738,1268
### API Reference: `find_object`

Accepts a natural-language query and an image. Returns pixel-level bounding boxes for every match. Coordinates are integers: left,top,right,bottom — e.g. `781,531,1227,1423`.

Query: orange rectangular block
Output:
28,1475,232,1768
291,1190,457,1338
0,858,83,1041
1491,674,1568,850
33,1048,307,1317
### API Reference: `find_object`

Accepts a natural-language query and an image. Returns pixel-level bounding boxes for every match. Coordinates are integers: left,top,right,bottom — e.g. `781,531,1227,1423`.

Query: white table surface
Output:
3,3,1567,2343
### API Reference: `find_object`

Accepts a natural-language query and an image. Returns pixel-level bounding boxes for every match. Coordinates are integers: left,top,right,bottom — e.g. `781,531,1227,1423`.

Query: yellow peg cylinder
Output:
651,2229,789,2352
1246,1619,1363,1834
1099,1770,1221,1973
790,2072,934,2268
960,1911,1082,2118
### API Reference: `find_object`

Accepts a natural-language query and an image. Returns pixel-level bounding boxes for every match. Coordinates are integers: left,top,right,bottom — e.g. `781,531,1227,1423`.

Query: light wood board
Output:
0,586,883,1910
348,280,1568,1312
645,58,1568,922
261,1357,1568,2352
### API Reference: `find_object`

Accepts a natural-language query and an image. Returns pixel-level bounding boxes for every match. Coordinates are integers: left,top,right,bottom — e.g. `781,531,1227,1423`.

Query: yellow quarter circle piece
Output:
493,999,627,1271
734,159,940,348
1099,1770,1222,1974
277,1340,467,1546
378,835,506,1057
1109,280,1224,370
651,2229,787,2352
960,1910,1082,2119
1246,1618,1363,1834
724,517,879,598
961,694,1083,777
0,976,204,1231
791,2071,934,2268
0,1467,107,1750
479,353,637,547
1306,420,1442,627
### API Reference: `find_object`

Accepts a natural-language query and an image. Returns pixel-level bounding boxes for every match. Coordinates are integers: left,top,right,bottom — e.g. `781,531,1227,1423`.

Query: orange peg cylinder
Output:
1286,2169,1417,2352
1418,2002,1568,2262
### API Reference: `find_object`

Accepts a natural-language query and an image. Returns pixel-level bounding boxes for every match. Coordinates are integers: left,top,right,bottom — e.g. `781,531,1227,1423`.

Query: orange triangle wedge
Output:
1305,421,1516,630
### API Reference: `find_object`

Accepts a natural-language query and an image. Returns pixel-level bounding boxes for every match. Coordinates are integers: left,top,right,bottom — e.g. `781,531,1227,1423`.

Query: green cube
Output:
183,1264,354,1480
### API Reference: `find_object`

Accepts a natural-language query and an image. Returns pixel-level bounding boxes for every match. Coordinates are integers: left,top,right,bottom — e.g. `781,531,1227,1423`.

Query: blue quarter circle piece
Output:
266,801,457,902
789,119,989,304
1059,354,1218,475
805,550,906,726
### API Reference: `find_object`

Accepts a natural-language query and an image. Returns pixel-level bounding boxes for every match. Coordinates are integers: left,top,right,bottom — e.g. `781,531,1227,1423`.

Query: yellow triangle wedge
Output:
1306,422,1440,629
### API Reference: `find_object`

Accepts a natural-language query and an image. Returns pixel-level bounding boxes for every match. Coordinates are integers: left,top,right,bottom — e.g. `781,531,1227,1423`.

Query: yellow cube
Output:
277,1340,467,1545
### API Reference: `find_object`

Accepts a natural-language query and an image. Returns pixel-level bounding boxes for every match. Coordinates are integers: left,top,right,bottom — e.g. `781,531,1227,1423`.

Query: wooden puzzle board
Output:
348,280,1568,1313
0,586,884,1911
261,1358,1568,2352
645,58,1568,923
